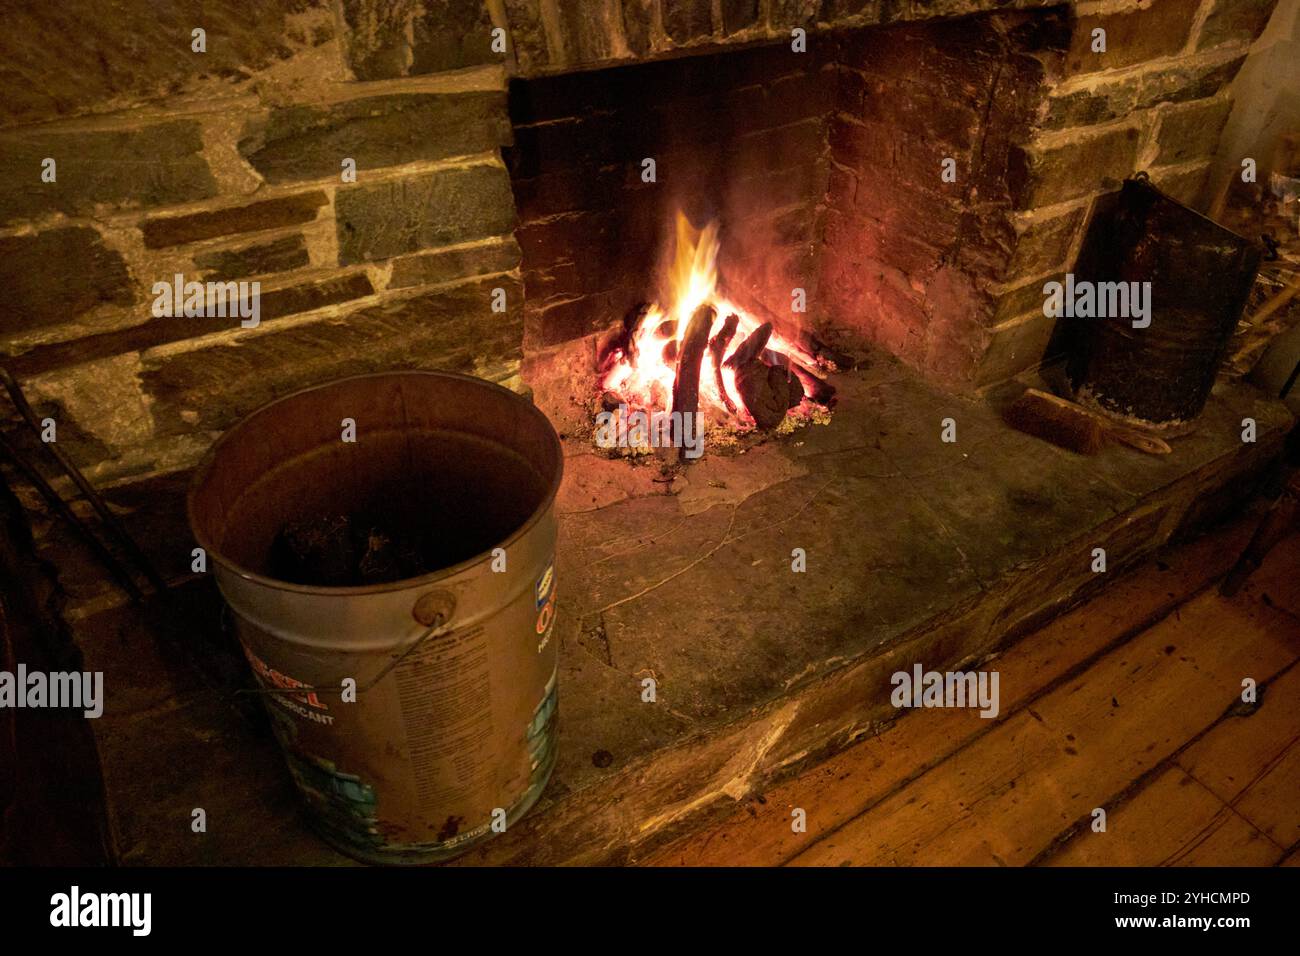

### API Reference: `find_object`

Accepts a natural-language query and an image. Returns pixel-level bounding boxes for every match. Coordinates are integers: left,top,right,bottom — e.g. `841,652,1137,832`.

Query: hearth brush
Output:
1005,387,1172,456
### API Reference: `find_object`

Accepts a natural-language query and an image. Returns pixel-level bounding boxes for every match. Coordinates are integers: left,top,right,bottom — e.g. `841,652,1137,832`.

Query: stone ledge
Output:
55,355,1292,865
238,90,513,185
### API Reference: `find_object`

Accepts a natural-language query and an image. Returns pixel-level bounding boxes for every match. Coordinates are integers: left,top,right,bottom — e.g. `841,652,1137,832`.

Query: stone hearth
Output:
54,355,1291,864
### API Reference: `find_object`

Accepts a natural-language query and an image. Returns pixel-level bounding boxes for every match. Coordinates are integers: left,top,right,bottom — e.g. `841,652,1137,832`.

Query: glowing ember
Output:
600,211,820,427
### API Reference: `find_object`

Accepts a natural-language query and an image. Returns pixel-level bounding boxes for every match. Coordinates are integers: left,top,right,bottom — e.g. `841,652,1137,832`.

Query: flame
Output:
669,213,719,324
601,210,813,424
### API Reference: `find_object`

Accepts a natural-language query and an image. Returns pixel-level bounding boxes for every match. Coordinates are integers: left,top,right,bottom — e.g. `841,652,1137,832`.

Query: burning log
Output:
760,347,786,367
621,302,650,369
735,362,800,428
710,314,740,365
599,302,651,374
709,314,740,416
596,212,845,446
787,375,805,408
671,303,716,460
790,364,836,407
723,289,855,371
812,339,855,372
758,349,804,409
724,322,773,370
720,322,807,426
762,347,835,408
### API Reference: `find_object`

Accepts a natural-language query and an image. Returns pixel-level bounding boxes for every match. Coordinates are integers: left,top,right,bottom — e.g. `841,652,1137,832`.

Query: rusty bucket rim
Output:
186,369,563,598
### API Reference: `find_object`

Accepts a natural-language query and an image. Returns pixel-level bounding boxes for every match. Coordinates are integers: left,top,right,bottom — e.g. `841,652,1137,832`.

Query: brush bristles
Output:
1005,392,1106,454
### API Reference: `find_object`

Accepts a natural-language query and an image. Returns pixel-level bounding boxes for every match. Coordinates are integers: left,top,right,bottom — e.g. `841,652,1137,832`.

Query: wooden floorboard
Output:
1237,533,1300,619
649,524,1300,867
1043,767,1283,866
1232,740,1300,852
1176,663,1300,804
789,577,1300,866
1040,661,1300,866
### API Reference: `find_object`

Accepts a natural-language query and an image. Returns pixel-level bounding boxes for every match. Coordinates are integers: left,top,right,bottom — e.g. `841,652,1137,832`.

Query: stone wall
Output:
0,4,524,494
339,0,1075,80
817,0,1275,387
819,12,1066,385
0,0,1278,518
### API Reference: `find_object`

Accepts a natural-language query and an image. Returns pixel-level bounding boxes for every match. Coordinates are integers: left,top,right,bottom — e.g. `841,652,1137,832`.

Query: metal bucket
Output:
187,371,563,864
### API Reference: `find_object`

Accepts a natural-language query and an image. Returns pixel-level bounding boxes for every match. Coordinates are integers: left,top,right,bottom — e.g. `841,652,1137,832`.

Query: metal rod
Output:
1280,356,1300,401
0,432,144,602
1,367,167,592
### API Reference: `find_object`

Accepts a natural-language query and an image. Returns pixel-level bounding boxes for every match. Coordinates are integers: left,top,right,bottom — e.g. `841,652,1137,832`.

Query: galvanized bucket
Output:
187,371,563,864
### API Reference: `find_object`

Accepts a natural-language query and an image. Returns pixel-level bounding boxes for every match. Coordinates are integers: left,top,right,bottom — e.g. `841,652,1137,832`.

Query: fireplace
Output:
1,0,1292,868
506,0,1260,450
511,9,1071,407
592,227,830,454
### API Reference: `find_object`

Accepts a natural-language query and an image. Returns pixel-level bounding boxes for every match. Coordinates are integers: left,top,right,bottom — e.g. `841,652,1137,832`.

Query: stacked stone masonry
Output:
0,0,1279,505
0,54,524,490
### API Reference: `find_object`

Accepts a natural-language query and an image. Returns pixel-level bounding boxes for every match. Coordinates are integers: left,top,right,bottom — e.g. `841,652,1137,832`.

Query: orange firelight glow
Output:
600,211,814,424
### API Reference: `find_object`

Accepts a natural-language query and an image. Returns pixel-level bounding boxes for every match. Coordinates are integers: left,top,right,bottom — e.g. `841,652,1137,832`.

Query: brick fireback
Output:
507,13,1058,386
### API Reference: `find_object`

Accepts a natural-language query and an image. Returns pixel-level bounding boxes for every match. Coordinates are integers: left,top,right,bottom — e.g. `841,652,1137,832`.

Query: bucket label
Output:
535,559,556,652
535,562,555,608
526,668,559,774
535,602,554,646
284,751,382,849
243,645,334,725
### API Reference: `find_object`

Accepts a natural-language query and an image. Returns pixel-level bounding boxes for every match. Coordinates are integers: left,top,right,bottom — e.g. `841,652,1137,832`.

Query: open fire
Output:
597,212,836,457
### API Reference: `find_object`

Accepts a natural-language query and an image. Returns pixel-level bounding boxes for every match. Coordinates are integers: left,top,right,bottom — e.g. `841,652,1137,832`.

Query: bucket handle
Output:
239,589,457,701
356,589,458,691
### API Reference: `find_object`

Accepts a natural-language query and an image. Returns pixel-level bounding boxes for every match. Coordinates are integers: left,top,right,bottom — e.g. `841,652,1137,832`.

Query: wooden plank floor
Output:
644,521,1300,867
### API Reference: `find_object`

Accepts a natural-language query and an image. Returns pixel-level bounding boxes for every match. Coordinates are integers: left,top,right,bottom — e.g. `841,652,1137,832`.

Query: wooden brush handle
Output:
1022,389,1172,455
1105,425,1172,455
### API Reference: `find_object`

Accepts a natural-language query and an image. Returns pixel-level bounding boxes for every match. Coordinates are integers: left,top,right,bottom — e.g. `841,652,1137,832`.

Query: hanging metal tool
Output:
0,366,166,600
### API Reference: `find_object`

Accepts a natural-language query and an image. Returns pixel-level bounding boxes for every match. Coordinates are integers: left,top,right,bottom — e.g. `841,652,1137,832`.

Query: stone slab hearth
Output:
53,352,1291,865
